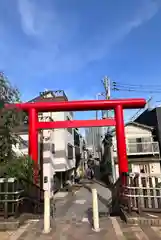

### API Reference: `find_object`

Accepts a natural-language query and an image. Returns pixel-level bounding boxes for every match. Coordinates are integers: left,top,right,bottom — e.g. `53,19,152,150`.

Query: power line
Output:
112,87,161,94
129,97,153,121
112,81,161,89
114,85,161,91
112,81,161,94
112,80,157,121
102,76,110,119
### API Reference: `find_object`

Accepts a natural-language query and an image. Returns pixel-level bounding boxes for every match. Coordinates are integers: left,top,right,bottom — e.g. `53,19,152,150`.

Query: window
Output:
139,164,150,174
67,144,73,159
67,116,73,134
128,137,151,144
51,143,55,154
74,129,80,146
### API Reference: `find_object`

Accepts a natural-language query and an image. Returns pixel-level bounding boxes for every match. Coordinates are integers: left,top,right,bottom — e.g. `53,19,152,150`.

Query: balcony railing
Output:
127,142,159,155
113,141,160,156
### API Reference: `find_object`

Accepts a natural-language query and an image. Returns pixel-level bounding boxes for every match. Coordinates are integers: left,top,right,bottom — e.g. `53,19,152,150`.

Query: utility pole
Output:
102,76,111,135
94,77,110,160
102,76,115,183
103,76,110,99
102,76,110,119
95,92,105,159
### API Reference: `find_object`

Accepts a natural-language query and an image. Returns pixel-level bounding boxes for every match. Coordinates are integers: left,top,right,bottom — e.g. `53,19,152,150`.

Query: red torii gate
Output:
6,98,146,180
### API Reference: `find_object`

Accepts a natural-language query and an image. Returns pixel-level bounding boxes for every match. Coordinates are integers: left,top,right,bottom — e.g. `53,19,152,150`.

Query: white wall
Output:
115,164,119,179
13,110,75,193
112,124,153,157
110,124,160,180
49,111,75,171
13,133,41,164
125,125,152,139
14,111,75,172
52,128,66,170
149,163,160,174
131,162,161,174
39,111,75,172
51,111,66,168
115,162,161,179
43,162,53,197
13,133,29,156
64,112,75,170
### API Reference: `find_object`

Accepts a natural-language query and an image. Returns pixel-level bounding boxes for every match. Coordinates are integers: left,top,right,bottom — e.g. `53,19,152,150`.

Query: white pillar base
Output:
92,188,100,232
92,227,100,232
43,191,51,234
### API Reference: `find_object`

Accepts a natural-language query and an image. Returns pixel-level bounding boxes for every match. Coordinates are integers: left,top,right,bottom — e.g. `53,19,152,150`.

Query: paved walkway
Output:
1,183,161,239
4,215,161,240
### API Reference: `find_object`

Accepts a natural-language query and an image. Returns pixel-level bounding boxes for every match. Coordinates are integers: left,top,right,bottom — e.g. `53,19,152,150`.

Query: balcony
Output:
113,141,160,156
127,142,160,155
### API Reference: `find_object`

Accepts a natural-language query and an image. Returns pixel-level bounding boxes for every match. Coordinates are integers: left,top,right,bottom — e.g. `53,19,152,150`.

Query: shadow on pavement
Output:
83,180,126,221
86,208,93,227
83,184,111,215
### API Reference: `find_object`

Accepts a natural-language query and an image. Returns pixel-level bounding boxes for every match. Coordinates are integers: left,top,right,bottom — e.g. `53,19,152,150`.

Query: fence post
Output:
92,188,100,232
43,191,51,234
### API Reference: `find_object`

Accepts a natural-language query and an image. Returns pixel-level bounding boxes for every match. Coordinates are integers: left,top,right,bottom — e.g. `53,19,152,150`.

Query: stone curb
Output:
123,210,161,226
126,217,161,226
92,179,109,188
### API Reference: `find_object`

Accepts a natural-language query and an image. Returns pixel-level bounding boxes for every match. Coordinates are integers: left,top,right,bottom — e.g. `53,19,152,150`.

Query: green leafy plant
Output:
2,155,35,182
0,72,26,163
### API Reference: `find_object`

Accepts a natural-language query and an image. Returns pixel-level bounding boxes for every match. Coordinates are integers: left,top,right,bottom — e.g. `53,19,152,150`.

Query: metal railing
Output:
0,177,44,219
127,141,159,155
113,141,160,156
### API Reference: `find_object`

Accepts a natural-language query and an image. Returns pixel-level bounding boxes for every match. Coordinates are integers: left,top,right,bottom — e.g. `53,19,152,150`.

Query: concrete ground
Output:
1,182,161,239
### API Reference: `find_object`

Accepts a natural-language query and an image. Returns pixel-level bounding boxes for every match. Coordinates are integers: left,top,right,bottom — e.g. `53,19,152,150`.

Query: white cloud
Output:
17,0,62,39
17,0,39,36
16,0,160,73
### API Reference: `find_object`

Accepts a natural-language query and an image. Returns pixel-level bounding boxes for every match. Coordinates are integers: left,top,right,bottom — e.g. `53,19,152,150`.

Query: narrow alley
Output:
3,182,161,240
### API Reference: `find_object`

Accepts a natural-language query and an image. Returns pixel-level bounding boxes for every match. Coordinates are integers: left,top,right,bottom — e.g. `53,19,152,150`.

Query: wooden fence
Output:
122,173,161,213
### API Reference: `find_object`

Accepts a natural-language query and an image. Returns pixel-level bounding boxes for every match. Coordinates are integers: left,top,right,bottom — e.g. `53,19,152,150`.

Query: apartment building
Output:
73,128,86,170
102,122,161,181
85,127,103,159
134,106,161,152
13,90,75,193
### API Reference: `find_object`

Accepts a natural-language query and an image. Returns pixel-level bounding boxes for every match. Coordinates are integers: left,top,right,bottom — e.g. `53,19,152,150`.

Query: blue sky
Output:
1,0,161,132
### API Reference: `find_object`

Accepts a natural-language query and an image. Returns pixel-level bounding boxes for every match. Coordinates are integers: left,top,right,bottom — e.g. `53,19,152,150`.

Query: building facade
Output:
134,106,161,152
85,127,103,158
13,90,76,194
102,122,161,181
